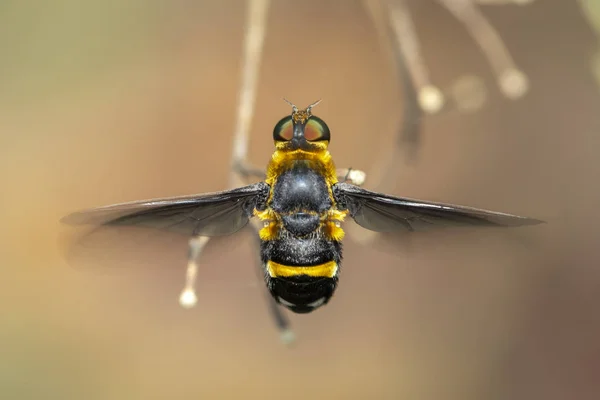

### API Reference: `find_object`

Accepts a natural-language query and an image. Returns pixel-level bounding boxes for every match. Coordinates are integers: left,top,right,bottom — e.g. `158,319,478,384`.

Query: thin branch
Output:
436,0,529,99
387,0,445,114
180,0,294,344
362,0,424,168
345,0,423,245
230,0,271,188
179,0,270,306
475,0,535,5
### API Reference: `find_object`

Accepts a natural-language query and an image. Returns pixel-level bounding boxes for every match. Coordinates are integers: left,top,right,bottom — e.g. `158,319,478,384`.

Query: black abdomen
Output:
263,163,341,313
261,236,342,313
269,275,338,314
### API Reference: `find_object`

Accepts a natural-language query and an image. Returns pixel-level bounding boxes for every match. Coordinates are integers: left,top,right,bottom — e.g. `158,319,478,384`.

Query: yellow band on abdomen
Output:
267,260,338,278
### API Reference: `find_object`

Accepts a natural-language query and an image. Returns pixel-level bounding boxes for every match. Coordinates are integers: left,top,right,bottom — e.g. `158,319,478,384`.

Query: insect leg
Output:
264,287,295,345
249,222,295,345
179,235,211,308
336,168,366,186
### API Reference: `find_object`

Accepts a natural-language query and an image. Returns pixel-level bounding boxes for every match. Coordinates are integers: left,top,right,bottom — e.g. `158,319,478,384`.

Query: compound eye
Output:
273,116,293,141
304,116,330,142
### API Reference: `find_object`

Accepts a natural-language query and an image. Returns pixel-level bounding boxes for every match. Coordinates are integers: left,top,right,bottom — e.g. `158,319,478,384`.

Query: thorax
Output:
255,149,346,241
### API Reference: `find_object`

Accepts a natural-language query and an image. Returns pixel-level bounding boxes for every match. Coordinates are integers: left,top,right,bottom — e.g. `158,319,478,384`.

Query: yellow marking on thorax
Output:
254,208,280,241
265,142,338,188
254,141,348,241
267,260,338,278
323,209,348,241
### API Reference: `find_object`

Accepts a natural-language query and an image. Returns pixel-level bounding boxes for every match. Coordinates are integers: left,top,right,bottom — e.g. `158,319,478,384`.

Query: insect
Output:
61,99,543,317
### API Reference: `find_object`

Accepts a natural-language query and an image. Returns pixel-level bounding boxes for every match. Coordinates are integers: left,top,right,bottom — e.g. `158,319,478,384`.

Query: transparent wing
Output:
333,182,544,233
61,182,269,237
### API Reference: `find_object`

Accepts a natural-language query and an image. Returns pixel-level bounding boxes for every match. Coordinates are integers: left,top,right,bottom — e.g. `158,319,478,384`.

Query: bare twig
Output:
387,0,445,114
475,0,535,5
437,0,529,99
179,0,294,344
362,0,423,172
230,0,271,188
345,0,424,245
179,2,266,293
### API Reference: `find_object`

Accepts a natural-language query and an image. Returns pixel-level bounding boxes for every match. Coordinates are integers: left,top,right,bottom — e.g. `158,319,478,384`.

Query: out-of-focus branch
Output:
387,0,445,115
437,0,529,99
355,0,533,243
475,0,535,5
179,0,271,308
230,0,271,188
362,0,424,176
347,0,423,245
379,0,532,119
230,0,271,239
577,0,600,89
225,0,294,345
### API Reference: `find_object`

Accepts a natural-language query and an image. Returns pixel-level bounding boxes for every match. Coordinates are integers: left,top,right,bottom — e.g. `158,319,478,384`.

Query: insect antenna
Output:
282,98,299,113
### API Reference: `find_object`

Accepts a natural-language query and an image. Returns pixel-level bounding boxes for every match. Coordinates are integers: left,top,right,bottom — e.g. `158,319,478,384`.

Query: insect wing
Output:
332,182,544,233
61,182,269,237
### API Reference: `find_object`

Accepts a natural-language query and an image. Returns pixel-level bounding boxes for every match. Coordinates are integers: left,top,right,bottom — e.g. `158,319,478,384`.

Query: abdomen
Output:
261,236,341,313
262,163,342,313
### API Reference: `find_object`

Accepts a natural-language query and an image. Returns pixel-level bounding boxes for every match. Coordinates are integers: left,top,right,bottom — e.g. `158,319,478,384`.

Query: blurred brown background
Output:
1,1,599,399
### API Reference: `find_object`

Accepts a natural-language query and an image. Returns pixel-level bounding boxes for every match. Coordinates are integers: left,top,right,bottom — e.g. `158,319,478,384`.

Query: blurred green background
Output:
1,1,599,399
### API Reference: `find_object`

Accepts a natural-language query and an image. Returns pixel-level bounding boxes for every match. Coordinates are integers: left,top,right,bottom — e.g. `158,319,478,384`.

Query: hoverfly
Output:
61,99,543,317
